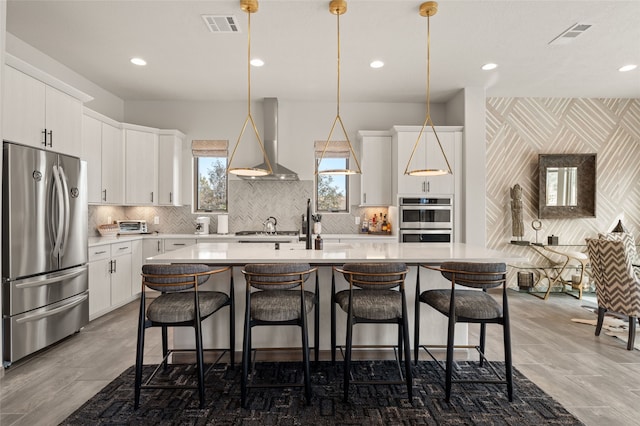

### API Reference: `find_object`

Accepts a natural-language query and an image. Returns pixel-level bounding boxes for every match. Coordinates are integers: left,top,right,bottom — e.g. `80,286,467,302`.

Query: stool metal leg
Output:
134,293,146,409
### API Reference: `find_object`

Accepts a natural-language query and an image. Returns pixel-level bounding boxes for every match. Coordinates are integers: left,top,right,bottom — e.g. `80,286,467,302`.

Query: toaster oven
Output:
117,220,148,234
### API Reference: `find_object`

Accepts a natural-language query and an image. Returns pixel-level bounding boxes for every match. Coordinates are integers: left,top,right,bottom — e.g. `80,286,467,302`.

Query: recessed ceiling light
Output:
619,64,637,72
130,57,147,66
250,58,264,67
370,60,384,69
481,63,498,71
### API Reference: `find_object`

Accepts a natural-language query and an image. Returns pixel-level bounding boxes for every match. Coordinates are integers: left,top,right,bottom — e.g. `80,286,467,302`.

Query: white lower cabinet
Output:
88,241,134,320
142,238,164,264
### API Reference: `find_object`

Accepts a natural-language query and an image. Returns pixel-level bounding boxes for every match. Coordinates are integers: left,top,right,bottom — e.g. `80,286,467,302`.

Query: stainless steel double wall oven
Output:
399,196,453,243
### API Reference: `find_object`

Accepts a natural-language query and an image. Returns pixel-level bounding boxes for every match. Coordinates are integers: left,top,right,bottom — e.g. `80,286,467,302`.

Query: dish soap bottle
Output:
314,234,323,250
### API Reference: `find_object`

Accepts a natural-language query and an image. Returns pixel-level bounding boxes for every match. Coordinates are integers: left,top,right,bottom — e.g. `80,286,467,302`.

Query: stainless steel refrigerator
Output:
2,141,88,367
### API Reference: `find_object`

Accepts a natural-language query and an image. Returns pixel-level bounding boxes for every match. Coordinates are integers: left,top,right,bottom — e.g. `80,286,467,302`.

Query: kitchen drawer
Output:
89,245,111,262
111,241,132,256
164,238,196,252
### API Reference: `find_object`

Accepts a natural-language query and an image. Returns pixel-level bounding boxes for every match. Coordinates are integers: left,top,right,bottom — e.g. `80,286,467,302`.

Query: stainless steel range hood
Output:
240,97,299,181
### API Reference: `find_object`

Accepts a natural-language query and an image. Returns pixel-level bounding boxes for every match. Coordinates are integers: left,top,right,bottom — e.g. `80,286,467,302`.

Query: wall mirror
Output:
538,153,596,219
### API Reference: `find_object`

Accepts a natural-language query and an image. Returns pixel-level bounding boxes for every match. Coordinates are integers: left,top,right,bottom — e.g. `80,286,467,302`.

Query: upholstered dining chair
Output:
240,263,319,408
135,263,234,409
331,263,412,403
415,262,512,402
586,236,640,350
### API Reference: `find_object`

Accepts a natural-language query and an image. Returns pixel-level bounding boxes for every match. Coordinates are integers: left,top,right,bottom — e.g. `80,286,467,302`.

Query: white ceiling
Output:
6,0,640,103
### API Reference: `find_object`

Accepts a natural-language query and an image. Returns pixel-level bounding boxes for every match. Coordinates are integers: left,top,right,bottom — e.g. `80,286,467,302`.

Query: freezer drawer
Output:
3,291,89,366
2,265,88,316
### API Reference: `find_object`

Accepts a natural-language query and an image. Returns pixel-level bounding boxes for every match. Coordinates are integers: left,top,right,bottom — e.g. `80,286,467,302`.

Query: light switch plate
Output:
154,216,160,225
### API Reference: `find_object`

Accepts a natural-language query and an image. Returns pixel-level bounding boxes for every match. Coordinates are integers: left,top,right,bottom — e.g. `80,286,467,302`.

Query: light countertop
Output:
146,241,525,265
88,232,396,247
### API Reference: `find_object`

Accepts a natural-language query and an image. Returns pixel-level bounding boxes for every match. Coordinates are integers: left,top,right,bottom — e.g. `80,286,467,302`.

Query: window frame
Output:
315,157,350,213
192,140,229,213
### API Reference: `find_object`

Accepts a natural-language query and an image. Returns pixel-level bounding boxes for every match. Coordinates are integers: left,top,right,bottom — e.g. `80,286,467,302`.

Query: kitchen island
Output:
146,242,525,356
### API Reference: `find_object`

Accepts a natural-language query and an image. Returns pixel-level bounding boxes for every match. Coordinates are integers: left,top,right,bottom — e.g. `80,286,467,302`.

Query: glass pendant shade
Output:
227,0,273,177
404,1,452,177
316,0,361,176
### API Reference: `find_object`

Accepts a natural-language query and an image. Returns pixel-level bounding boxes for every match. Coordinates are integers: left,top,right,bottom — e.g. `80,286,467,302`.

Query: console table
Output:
510,243,590,300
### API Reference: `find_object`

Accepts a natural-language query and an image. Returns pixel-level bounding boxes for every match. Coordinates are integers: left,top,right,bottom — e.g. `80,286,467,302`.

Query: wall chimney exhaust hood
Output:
240,98,299,181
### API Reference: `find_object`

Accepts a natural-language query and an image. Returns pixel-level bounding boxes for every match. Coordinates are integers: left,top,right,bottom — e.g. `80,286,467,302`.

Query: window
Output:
192,140,228,212
315,141,349,212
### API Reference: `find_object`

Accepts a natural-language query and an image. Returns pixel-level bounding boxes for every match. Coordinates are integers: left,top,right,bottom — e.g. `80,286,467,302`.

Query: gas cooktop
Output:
235,230,300,236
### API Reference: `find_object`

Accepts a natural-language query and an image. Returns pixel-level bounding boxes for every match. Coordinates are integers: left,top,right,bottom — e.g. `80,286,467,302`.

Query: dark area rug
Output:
60,360,583,425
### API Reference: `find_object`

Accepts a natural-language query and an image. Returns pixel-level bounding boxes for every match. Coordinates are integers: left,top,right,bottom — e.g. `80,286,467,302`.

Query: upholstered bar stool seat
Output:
250,289,316,322
147,291,230,323
134,263,234,409
421,290,503,320
334,289,402,320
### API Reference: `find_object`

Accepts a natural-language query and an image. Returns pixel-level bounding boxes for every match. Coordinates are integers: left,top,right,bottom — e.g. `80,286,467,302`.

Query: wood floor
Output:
1,290,639,426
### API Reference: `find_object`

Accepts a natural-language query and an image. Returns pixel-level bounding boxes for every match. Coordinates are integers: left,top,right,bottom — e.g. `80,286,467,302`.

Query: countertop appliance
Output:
117,220,148,234
195,217,210,235
399,196,453,243
2,142,89,367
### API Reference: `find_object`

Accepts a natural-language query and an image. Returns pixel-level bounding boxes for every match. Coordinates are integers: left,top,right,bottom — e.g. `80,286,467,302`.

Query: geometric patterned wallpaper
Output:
486,97,640,271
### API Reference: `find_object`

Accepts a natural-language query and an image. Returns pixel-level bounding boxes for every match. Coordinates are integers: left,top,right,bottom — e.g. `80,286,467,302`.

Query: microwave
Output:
117,220,148,234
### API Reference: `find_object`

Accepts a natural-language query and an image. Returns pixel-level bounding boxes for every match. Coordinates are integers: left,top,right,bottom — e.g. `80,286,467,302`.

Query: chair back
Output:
338,263,408,290
439,262,507,289
243,263,313,290
141,264,223,292
586,238,640,316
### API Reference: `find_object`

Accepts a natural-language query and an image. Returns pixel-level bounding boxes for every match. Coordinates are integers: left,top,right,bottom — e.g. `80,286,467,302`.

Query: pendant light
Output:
228,0,273,177
404,1,452,177
316,0,361,175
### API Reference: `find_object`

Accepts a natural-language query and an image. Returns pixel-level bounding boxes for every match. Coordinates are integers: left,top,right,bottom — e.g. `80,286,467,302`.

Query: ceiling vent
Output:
202,15,241,33
548,23,592,45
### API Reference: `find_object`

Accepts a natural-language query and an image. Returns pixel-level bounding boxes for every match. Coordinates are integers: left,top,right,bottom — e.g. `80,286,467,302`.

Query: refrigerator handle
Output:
15,293,88,324
51,165,65,257
58,166,71,257
14,266,86,289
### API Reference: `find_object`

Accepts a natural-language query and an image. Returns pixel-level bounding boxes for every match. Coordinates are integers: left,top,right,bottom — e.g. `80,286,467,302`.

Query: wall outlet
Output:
154,216,160,225
355,216,360,225
107,216,112,224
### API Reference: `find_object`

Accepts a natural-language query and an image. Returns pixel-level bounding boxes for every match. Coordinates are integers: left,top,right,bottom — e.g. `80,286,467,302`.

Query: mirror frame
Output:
538,153,597,219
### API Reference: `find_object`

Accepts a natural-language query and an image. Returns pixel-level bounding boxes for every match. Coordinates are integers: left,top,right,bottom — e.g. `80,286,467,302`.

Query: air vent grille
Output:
549,23,592,45
202,15,241,33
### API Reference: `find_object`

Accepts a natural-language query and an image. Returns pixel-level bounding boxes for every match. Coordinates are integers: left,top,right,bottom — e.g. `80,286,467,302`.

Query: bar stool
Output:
414,262,512,402
134,263,234,409
240,263,319,408
331,262,412,402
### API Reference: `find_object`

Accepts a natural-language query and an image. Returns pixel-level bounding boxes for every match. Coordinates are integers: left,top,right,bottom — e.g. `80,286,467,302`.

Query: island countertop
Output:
147,241,526,265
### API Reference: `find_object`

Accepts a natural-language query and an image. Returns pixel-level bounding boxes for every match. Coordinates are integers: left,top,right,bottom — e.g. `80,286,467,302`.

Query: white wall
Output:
5,33,125,121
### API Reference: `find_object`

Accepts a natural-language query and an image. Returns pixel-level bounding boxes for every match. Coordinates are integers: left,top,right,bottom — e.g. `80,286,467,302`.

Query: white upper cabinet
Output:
101,122,125,204
125,126,158,205
357,131,392,206
81,110,124,204
157,131,184,206
2,60,88,157
392,126,462,197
